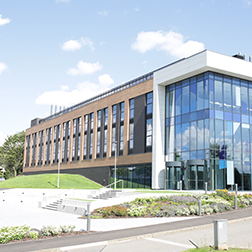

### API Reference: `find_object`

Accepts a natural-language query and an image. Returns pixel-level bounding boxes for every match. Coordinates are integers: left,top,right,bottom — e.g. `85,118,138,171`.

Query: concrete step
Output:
42,199,63,211
91,190,123,200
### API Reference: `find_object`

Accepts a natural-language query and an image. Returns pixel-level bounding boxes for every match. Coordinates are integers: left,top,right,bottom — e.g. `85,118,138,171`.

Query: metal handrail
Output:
105,180,124,190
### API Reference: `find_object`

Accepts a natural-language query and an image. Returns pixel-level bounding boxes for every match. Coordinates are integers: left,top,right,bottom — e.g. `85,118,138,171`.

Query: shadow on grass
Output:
47,182,57,188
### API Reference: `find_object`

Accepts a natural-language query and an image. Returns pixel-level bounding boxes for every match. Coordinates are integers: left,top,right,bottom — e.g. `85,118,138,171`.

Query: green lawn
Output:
0,174,103,189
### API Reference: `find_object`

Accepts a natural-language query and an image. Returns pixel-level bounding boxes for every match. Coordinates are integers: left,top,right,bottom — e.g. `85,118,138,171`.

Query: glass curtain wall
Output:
110,164,151,189
165,71,252,190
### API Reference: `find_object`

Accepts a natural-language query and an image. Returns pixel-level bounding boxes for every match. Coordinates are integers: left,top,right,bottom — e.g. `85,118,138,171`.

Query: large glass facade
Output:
110,164,151,189
165,71,252,190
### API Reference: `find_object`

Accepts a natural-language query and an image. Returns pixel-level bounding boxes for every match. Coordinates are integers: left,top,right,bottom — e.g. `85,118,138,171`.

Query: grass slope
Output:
0,174,103,189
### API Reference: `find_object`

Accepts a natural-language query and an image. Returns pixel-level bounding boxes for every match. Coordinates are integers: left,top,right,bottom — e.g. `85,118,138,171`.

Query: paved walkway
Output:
0,188,252,252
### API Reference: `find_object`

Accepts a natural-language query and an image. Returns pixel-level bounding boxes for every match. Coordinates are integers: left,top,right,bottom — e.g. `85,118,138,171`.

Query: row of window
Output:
25,92,153,167
166,72,252,119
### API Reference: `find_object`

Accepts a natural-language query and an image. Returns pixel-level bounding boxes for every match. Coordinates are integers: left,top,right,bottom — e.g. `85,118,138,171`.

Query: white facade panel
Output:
152,49,252,190
152,80,166,189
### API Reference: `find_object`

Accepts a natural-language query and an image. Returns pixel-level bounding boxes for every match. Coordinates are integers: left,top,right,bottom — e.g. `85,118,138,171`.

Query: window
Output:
112,127,116,151
129,99,134,153
129,123,134,153
146,93,153,114
84,134,87,159
90,113,94,130
97,110,101,128
83,115,89,159
72,138,75,160
90,133,93,159
97,110,102,158
120,125,124,151
146,92,153,152
104,108,108,126
119,102,124,155
146,119,152,147
103,129,107,157
25,135,31,167
97,131,101,157
112,105,117,124
53,124,61,163
130,99,134,119
31,133,37,166
73,118,77,135
84,115,88,131
38,130,44,165
104,107,108,157
46,127,52,164
120,102,124,121
72,117,81,161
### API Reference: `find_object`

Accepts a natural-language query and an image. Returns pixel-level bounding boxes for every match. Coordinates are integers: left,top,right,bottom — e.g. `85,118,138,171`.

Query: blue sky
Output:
0,0,252,145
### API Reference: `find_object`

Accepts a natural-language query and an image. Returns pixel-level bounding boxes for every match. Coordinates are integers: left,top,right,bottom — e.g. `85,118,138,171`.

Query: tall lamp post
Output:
57,143,61,189
114,141,117,190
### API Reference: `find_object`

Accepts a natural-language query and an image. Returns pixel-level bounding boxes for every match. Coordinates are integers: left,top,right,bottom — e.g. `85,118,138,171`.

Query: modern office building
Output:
24,50,252,191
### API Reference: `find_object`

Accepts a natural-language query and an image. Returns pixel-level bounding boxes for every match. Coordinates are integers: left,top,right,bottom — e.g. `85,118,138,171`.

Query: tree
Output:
0,131,25,178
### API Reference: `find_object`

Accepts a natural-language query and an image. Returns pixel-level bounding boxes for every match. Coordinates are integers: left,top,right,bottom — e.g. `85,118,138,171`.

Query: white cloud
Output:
35,74,114,107
67,61,102,75
0,62,7,74
61,38,94,51
0,15,10,26
133,7,140,12
61,85,69,91
131,30,205,59
98,74,114,86
98,10,108,16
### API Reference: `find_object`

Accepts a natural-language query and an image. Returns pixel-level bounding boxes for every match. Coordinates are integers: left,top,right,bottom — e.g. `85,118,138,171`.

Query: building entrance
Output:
165,161,184,190
166,160,208,190
186,160,207,190
166,166,181,190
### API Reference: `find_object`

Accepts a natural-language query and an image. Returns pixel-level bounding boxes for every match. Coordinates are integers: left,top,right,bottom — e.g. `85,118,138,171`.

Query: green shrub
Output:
29,231,38,240
60,225,75,233
114,207,128,216
41,225,60,236
0,225,30,244
127,205,146,217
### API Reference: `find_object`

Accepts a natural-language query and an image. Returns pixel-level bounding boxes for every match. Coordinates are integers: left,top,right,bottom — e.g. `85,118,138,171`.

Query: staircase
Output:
91,190,122,200
42,199,63,211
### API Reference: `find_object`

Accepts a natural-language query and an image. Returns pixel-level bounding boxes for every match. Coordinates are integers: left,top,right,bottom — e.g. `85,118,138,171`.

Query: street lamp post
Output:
114,141,117,190
57,143,61,189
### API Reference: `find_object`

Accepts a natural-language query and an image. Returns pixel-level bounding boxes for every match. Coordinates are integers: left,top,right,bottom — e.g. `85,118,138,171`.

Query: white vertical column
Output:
152,74,166,189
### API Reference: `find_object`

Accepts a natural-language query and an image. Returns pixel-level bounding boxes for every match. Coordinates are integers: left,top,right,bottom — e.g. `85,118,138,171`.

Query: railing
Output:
105,180,124,190
58,188,75,199
37,73,153,125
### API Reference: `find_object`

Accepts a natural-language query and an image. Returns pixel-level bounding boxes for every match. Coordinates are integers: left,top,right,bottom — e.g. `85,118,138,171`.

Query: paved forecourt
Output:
1,188,252,252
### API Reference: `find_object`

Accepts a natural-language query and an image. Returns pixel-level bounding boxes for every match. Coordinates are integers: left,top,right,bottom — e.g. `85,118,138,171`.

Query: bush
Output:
60,225,75,233
113,207,128,216
209,203,231,213
41,225,60,236
175,207,190,216
202,204,213,215
189,205,198,215
127,205,146,217
0,225,30,244
29,231,38,240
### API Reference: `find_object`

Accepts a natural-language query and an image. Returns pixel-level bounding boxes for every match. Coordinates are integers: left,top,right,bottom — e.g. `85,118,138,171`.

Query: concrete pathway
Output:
1,188,252,252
